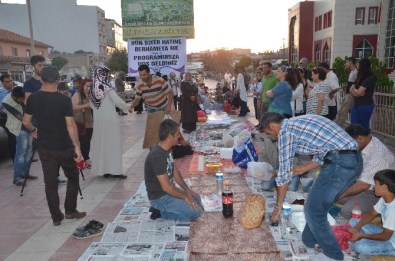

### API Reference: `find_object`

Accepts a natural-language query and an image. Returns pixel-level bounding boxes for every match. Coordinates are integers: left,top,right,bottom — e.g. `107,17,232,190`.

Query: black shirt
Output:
25,91,74,151
354,75,377,107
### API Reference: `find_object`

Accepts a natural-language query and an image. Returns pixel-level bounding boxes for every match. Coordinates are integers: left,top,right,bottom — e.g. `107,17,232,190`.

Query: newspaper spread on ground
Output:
78,243,127,261
200,193,222,212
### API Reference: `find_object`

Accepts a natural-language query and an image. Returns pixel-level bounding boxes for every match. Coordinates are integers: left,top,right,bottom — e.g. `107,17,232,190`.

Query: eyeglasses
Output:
280,65,291,73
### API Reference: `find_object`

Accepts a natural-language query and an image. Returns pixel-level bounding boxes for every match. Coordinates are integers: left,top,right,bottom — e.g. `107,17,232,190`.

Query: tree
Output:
332,57,348,84
201,48,234,74
106,49,128,73
237,55,252,68
51,56,68,70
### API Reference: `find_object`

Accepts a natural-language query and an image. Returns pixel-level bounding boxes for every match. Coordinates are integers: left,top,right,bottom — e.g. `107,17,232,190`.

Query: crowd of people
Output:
1,55,394,259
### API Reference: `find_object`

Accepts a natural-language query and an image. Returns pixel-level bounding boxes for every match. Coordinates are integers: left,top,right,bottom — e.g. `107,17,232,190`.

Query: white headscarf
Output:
90,64,113,109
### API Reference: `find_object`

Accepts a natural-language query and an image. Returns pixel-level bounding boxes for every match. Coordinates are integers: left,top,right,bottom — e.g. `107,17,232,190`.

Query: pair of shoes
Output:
65,210,87,219
25,175,38,180
57,178,67,185
103,174,127,179
73,221,103,239
76,220,104,232
53,213,65,226
136,111,142,114
149,207,161,220
13,178,25,186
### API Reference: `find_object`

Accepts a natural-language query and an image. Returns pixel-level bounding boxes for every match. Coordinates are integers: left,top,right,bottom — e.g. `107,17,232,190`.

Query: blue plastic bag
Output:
232,138,258,169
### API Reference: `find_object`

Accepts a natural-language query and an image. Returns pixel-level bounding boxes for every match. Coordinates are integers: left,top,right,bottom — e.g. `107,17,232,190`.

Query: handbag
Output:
74,92,86,135
232,138,258,169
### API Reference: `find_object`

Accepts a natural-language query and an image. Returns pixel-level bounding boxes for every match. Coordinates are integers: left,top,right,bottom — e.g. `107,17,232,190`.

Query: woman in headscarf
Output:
89,65,129,179
180,72,198,134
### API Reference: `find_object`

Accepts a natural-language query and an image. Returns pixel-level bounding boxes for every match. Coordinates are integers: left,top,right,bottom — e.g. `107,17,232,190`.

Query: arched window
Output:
315,45,321,63
323,43,330,64
355,40,373,59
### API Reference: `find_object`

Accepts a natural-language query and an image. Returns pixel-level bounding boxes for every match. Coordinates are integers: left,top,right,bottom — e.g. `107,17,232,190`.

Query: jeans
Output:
13,129,32,181
146,106,165,113
38,148,80,222
349,218,395,256
351,104,374,132
150,193,202,222
302,151,363,260
261,176,300,191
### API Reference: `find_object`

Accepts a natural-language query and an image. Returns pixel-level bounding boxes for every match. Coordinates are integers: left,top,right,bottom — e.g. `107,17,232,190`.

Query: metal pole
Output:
27,0,35,55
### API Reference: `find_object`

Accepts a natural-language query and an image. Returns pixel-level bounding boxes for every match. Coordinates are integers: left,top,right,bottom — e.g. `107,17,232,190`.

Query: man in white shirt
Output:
224,71,232,89
337,124,395,219
335,57,358,128
253,71,263,120
319,62,340,120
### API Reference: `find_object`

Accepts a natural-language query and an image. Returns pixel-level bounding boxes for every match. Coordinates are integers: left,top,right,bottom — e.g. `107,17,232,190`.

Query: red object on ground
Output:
332,224,352,250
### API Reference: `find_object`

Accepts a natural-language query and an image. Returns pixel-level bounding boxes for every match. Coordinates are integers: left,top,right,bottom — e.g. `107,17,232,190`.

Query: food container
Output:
206,163,222,174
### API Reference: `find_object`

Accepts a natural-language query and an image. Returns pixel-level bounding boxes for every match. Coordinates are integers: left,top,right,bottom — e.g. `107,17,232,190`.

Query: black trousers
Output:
5,127,16,162
38,148,80,222
79,127,93,160
327,105,337,121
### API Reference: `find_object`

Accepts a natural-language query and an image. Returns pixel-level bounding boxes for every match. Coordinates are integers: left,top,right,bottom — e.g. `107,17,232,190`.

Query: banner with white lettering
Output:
128,37,186,77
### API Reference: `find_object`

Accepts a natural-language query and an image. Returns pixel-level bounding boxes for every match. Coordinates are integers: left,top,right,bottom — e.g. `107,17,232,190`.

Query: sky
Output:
3,0,302,54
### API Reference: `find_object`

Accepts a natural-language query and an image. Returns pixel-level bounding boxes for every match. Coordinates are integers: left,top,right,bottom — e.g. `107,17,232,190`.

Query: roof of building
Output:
0,28,52,48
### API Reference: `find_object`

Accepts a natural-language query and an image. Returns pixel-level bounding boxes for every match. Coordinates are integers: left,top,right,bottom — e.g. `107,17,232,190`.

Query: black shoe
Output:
119,112,127,116
149,207,161,220
31,158,38,162
72,222,103,239
76,220,104,232
183,130,192,134
53,213,65,226
13,178,25,186
65,210,87,219
103,174,127,179
25,175,38,180
136,111,142,114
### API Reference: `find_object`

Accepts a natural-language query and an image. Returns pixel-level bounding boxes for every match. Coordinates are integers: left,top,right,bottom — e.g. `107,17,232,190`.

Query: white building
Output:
0,0,107,62
105,19,125,55
288,0,389,67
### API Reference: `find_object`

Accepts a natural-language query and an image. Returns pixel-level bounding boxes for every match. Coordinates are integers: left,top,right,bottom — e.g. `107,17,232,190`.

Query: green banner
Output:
121,0,194,40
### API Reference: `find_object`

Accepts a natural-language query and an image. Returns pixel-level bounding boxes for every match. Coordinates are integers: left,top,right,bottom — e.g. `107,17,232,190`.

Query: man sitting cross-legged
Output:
144,119,202,221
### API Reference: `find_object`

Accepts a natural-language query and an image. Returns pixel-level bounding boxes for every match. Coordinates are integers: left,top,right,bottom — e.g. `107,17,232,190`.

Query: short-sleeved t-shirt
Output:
306,81,330,116
354,75,377,107
135,76,170,109
144,145,174,200
373,197,395,248
23,77,42,94
261,74,279,104
25,91,74,151
269,81,292,116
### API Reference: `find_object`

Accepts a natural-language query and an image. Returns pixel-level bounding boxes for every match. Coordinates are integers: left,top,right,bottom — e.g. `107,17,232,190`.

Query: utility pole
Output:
27,0,35,55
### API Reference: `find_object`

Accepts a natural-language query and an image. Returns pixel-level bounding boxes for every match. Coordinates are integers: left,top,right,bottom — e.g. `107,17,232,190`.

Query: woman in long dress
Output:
89,65,129,179
180,72,198,133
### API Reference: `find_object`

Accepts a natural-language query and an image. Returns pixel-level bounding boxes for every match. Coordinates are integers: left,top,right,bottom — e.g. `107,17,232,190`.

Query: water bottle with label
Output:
351,201,362,219
280,199,292,240
215,171,224,195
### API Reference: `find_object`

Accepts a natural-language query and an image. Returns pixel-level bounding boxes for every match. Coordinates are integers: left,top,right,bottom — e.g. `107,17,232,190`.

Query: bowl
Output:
206,163,222,174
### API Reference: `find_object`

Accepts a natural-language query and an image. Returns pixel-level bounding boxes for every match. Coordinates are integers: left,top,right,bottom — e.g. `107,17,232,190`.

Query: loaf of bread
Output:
240,194,265,229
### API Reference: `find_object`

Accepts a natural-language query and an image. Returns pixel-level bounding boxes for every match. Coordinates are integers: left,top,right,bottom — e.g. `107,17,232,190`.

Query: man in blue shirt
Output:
261,112,362,261
0,73,14,102
23,55,46,102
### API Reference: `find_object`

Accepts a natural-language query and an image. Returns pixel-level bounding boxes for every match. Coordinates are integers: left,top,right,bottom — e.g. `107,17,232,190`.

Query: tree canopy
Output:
51,56,68,70
106,49,128,73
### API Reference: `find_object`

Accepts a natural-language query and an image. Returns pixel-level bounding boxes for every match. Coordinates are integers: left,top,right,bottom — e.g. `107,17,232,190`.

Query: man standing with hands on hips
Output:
23,66,86,226
260,112,362,261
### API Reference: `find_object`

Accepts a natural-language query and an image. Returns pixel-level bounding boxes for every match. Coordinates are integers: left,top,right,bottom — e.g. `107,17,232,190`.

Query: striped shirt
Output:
135,75,171,109
306,81,330,116
276,115,358,186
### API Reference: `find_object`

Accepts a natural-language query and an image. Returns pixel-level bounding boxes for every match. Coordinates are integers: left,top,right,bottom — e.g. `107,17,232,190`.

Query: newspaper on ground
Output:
118,243,165,261
78,242,127,261
175,222,190,242
200,193,222,212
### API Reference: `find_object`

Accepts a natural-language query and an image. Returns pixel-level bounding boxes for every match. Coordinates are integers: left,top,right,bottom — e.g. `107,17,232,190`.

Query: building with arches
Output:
288,0,391,68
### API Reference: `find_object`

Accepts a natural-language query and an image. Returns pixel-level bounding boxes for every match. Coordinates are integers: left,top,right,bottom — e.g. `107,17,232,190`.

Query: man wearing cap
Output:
23,66,86,226
261,112,362,261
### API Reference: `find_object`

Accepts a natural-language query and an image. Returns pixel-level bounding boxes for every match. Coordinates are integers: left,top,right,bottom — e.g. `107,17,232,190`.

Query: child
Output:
349,169,395,256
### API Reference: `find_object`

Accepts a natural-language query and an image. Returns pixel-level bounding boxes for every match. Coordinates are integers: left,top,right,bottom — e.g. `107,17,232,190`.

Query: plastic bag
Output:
232,138,258,169
246,162,273,181
233,129,251,148
229,122,245,136
332,224,352,250
222,131,234,148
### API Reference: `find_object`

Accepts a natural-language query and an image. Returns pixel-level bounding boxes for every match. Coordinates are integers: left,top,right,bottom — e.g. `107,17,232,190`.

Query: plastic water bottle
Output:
351,201,362,219
215,171,224,195
281,200,292,240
